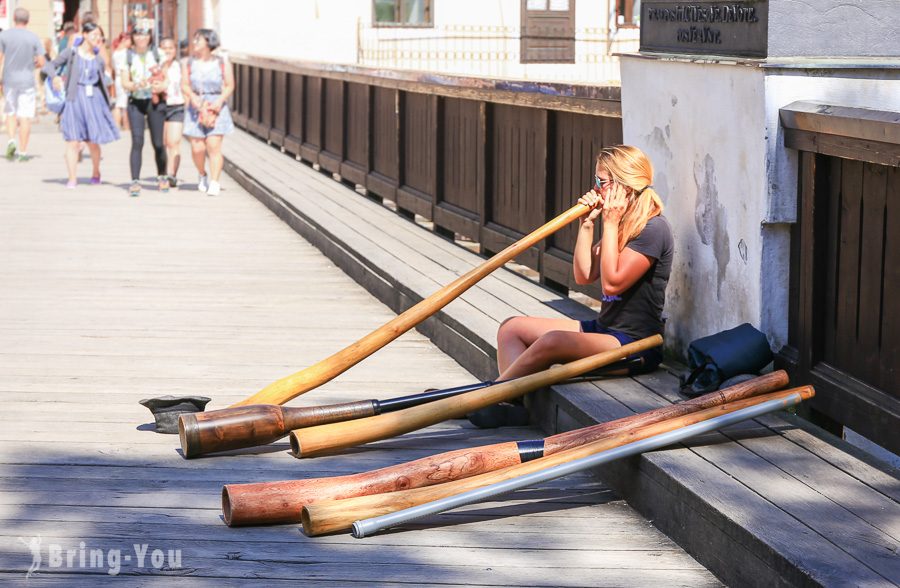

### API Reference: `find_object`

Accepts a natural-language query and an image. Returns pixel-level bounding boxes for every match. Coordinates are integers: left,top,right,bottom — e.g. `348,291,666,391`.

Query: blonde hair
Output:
596,145,664,251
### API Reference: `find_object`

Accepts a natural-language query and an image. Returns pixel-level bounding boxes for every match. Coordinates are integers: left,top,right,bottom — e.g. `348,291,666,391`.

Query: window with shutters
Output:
521,0,576,63
373,0,433,27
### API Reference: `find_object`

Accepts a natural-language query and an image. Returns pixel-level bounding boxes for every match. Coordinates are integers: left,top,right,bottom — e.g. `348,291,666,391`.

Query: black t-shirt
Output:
596,215,674,339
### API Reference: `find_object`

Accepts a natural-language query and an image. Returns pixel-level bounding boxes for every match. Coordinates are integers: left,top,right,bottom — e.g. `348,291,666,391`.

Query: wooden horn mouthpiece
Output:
179,400,377,458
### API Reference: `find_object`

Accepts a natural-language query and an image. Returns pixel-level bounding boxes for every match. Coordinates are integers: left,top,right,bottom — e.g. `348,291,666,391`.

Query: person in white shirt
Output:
159,37,184,189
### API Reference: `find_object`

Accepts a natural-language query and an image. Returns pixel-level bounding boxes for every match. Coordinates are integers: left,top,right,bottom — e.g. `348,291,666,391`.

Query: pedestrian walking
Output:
42,22,120,188
110,33,131,130
120,26,167,197
0,8,46,162
160,37,184,189
181,29,233,196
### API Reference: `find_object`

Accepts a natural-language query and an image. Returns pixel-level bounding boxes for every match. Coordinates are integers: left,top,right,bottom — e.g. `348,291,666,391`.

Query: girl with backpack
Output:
181,28,234,197
120,26,167,197
42,22,119,188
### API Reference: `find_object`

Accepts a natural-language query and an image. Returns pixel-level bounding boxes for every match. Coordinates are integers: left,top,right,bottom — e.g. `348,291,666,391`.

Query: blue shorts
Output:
579,320,663,373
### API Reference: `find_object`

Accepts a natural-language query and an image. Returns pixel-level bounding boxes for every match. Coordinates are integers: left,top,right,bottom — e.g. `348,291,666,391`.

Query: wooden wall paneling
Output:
341,82,370,187
269,70,289,147
833,160,863,376
301,76,324,163
856,162,888,384
248,66,263,136
482,104,547,271
232,63,248,128
260,67,274,140
319,78,345,174
541,111,620,296
880,166,900,394
368,86,400,200
822,156,842,367
434,97,482,241
284,74,304,156
397,91,437,219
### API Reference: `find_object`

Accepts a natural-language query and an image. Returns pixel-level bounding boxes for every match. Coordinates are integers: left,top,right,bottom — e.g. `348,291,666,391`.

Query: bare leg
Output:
189,137,206,176
5,114,16,144
496,316,582,374
64,141,80,183
205,135,223,182
88,143,101,178
499,329,622,380
165,121,183,179
18,117,32,153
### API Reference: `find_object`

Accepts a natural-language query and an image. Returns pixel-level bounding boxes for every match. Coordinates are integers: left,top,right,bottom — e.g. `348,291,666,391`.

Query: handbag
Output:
679,323,773,397
44,77,66,114
198,102,219,128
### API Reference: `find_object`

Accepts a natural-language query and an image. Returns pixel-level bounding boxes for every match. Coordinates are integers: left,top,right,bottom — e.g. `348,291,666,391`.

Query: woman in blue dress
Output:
43,22,119,188
181,28,234,197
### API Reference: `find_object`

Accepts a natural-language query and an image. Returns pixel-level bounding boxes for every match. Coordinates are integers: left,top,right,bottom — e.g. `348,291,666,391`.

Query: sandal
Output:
129,182,141,198
158,176,169,193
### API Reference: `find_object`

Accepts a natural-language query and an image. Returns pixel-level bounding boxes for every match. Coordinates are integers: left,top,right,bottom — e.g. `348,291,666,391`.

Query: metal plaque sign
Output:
640,0,768,58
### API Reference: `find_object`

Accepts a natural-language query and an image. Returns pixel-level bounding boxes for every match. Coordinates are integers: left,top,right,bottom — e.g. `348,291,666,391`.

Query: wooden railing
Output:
228,54,622,299
780,102,900,453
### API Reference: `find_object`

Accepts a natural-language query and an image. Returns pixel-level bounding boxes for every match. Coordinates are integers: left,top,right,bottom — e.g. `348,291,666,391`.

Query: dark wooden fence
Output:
229,54,622,299
780,102,900,453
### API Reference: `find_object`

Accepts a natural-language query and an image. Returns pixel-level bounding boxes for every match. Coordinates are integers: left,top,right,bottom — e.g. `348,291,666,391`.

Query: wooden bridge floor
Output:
0,125,719,586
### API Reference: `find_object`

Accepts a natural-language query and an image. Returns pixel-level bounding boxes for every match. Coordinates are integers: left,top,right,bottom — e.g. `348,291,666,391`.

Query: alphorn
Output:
231,202,593,408
222,370,788,526
351,386,815,538
180,380,496,459
289,336,662,458
301,386,815,535
180,359,641,458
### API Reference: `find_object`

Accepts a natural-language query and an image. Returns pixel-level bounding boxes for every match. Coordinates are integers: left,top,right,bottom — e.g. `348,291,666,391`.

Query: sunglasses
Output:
594,175,613,190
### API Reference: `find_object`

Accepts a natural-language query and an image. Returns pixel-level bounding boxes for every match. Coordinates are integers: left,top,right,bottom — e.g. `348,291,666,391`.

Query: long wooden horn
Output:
231,203,592,408
180,380,497,459
289,336,662,458
301,386,815,536
181,359,641,458
221,370,788,526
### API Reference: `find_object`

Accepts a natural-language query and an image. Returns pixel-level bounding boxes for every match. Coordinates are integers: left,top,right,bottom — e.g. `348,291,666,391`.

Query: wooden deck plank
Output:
0,125,719,585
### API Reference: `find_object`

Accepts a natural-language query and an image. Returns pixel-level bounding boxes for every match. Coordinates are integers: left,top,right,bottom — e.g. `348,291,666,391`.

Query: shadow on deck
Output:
223,128,900,588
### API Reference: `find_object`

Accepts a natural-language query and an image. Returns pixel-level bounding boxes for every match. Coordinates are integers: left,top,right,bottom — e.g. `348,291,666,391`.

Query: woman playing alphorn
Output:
473,145,674,426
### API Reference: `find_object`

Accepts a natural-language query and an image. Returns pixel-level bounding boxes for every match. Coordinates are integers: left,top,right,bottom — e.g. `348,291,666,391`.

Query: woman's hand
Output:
601,184,628,225
52,76,64,91
577,190,604,226
209,98,224,112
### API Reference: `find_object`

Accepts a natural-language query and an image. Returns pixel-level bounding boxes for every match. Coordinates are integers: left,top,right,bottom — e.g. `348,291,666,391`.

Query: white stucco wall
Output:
218,0,364,63
622,55,900,356
217,0,636,83
769,0,900,58
621,57,769,354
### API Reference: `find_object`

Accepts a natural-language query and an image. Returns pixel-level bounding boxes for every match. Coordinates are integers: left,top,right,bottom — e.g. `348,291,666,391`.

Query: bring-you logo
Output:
18,536,182,578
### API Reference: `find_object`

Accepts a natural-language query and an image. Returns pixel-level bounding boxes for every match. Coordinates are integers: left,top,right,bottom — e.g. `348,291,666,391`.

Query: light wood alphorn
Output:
289,336,662,458
222,370,789,526
231,202,592,408
301,386,815,535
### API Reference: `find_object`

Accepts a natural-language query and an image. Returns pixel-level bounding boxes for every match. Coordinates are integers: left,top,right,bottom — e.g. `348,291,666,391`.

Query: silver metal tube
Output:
352,392,802,538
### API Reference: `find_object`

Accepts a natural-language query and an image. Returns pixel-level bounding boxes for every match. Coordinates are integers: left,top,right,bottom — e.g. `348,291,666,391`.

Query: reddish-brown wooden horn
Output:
221,370,788,526
288,336,662,458
230,202,592,408
300,386,816,536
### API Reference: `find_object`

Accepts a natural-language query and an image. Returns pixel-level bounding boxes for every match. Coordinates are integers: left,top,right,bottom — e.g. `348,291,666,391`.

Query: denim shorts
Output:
579,319,663,372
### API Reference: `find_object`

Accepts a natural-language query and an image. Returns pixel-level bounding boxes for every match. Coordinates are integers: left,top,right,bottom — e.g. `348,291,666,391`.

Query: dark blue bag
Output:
679,323,773,397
